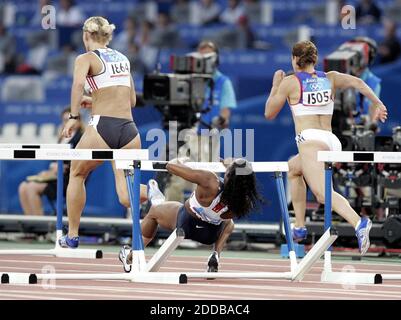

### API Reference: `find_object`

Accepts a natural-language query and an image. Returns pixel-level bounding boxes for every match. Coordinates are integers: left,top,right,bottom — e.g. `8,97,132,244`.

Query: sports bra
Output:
188,178,229,225
289,71,334,117
85,48,131,92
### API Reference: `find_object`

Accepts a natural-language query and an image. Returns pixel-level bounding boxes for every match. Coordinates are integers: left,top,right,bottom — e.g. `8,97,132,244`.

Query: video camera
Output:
323,40,372,76
323,37,378,139
143,52,217,130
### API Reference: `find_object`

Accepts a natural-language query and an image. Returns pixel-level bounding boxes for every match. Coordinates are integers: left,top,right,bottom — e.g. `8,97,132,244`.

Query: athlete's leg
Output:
66,127,105,237
288,154,306,228
141,201,182,246
299,142,360,227
111,135,147,207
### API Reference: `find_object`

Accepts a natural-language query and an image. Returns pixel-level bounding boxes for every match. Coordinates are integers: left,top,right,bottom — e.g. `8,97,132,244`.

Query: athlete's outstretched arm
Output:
166,160,216,187
264,70,289,120
327,71,388,122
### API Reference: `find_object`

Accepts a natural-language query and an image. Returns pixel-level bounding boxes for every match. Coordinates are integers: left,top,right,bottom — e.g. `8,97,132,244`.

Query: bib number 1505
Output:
303,90,331,106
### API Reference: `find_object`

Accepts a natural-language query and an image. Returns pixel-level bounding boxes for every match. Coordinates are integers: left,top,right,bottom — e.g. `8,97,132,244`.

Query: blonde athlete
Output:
60,17,147,248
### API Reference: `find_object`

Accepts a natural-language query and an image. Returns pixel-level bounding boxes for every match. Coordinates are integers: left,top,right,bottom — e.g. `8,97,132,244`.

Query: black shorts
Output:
42,174,69,201
91,116,139,149
176,205,224,245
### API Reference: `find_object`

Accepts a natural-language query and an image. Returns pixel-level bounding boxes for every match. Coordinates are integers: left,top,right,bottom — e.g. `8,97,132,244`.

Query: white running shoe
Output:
147,179,166,206
118,245,132,273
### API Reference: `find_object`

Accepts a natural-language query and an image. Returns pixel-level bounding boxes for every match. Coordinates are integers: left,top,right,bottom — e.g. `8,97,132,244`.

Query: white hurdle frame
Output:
0,148,338,285
115,159,338,282
318,151,401,284
0,144,101,259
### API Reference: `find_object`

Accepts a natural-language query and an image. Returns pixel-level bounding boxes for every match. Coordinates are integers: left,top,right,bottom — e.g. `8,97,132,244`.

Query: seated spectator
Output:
0,1,16,27
17,31,50,74
192,0,221,25
236,15,255,49
136,20,155,47
171,0,191,24
57,0,85,27
126,42,148,76
356,0,382,24
214,14,255,49
31,0,52,27
378,19,401,64
45,43,77,76
149,12,182,48
0,23,16,74
243,0,261,24
113,17,137,54
220,0,244,25
18,107,83,215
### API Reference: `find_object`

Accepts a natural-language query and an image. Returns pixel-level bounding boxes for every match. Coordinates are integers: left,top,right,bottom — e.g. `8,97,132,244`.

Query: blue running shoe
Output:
356,217,372,255
292,226,308,242
147,179,165,206
58,235,79,248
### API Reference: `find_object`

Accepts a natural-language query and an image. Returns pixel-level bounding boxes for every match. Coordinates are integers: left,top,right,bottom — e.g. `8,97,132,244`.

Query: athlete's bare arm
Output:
327,71,388,122
62,54,91,138
130,75,136,108
166,161,218,188
264,70,291,120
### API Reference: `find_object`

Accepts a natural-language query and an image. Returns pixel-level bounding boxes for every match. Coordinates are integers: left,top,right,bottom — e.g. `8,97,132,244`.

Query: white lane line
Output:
0,286,244,300
0,291,71,300
0,283,364,300
186,282,401,299
1,259,399,277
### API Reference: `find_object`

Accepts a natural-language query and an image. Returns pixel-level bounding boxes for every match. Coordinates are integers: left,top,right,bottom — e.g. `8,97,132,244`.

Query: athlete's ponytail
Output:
83,16,115,45
292,40,318,69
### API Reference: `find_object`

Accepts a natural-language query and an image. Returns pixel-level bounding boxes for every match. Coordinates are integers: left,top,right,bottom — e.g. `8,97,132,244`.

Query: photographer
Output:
164,40,238,202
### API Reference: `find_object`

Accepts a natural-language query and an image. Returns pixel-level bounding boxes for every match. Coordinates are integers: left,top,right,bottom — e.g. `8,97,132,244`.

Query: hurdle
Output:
318,151,401,284
0,144,102,259
0,149,338,284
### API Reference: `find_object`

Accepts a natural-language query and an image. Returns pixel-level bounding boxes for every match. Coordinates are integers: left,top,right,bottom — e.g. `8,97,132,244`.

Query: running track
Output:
1,252,401,299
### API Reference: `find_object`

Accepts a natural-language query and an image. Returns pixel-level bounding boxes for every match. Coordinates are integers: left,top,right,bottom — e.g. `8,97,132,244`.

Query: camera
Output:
393,126,401,151
323,40,372,75
324,38,377,136
143,52,217,130
351,124,375,151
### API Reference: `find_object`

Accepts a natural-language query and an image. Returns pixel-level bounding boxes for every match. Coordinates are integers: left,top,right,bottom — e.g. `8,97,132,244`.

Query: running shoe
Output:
58,235,79,248
119,245,132,273
292,226,308,242
355,217,372,255
147,179,165,206
207,251,219,273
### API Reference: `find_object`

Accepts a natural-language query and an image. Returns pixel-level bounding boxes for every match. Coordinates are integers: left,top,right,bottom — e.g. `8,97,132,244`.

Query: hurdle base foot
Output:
36,271,187,284
380,274,401,281
54,248,103,259
1,273,37,284
184,272,293,280
129,272,187,284
321,271,382,284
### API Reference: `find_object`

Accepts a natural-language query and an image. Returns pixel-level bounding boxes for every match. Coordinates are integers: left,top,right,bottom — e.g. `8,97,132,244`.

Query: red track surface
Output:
1,253,401,300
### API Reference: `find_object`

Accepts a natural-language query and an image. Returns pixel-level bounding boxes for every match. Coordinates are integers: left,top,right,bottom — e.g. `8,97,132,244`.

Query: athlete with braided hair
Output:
119,157,263,273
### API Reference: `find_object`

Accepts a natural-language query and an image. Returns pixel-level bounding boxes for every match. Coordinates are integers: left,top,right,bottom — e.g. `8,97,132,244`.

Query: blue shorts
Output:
176,205,224,245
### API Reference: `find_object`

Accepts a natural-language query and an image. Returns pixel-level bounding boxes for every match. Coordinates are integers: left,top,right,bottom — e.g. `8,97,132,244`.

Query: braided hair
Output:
220,159,264,219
